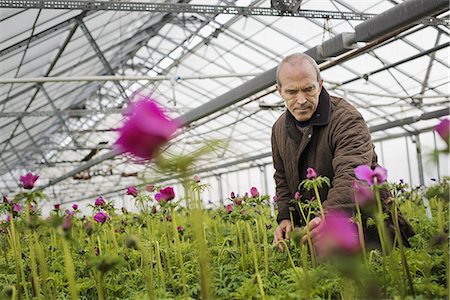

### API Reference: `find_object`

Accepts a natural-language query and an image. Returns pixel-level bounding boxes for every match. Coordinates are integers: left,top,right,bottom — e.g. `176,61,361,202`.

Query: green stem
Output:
313,184,325,220
236,222,246,271
392,201,415,297
34,234,52,298
260,216,269,278
154,241,166,289
297,204,316,267
25,198,41,298
61,237,78,299
245,222,265,299
355,202,368,266
170,206,188,299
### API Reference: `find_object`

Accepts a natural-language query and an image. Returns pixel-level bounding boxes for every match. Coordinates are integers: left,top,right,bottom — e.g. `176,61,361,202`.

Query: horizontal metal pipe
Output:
0,73,260,84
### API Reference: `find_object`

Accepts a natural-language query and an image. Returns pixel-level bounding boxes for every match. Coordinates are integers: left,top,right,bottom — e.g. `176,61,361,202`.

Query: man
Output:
271,53,413,252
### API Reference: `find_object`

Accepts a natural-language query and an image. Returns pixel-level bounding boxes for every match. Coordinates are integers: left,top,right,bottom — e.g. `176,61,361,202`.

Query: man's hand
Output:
300,216,322,245
273,219,292,252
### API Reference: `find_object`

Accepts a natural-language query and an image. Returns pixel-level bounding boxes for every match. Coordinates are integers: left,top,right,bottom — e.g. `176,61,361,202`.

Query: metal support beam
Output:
0,0,376,20
355,0,448,41
0,72,259,84
369,108,449,132
78,19,128,100
341,42,449,86
41,85,79,147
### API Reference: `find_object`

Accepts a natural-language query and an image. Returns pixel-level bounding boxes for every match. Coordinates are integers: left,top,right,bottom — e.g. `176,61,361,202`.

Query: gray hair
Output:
276,53,321,86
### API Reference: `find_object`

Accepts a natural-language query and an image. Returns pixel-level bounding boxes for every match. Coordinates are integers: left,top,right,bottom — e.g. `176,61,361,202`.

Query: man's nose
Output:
296,94,307,105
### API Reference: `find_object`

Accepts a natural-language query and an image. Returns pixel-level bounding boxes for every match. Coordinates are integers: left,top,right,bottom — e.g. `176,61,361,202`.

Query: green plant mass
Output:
0,178,448,299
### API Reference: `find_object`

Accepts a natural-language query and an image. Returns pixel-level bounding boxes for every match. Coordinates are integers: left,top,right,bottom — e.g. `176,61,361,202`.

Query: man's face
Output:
276,60,323,122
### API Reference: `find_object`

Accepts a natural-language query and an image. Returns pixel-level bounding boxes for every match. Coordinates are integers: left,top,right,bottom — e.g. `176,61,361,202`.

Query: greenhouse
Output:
0,0,449,299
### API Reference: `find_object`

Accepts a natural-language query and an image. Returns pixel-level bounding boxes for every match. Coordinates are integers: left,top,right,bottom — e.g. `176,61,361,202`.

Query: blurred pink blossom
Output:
226,204,233,214
314,210,360,259
435,118,450,142
354,165,387,186
352,180,374,207
114,98,179,161
13,203,21,212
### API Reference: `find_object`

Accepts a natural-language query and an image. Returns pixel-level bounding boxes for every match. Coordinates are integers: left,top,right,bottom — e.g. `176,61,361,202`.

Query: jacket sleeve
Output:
272,126,295,223
325,108,373,211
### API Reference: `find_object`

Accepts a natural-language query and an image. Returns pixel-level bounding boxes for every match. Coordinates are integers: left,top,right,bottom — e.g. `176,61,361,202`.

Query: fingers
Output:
272,220,293,252
301,217,322,244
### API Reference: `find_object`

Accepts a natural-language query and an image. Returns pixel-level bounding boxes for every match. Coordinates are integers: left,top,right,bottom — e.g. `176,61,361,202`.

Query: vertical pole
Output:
432,131,441,181
413,134,432,219
405,136,413,186
216,174,224,206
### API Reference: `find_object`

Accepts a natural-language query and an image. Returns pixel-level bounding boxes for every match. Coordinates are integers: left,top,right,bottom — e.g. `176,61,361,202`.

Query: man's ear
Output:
318,79,324,90
276,84,281,96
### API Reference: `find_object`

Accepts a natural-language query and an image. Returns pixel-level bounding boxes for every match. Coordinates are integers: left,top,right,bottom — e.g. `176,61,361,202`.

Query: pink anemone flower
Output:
354,165,387,186
114,98,180,161
20,172,39,190
126,186,138,197
94,211,110,223
314,210,360,259
435,118,450,142
306,167,317,179
250,187,259,198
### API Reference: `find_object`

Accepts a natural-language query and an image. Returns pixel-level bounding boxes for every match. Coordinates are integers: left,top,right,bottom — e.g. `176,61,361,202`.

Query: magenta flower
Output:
177,225,184,233
154,193,162,202
435,118,450,142
193,175,201,183
126,186,138,197
352,180,374,207
230,192,236,199
226,204,233,214
65,209,75,216
72,203,78,210
234,198,242,205
94,211,110,223
13,203,21,212
306,167,317,179
159,187,175,202
244,192,249,199
114,98,180,161
314,210,360,258
294,191,301,201
54,204,60,210
19,172,39,190
165,215,172,222
354,165,387,186
95,196,105,206
250,187,260,198
273,195,278,202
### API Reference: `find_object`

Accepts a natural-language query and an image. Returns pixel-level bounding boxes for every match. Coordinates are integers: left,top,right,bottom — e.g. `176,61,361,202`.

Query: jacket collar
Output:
284,87,331,129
